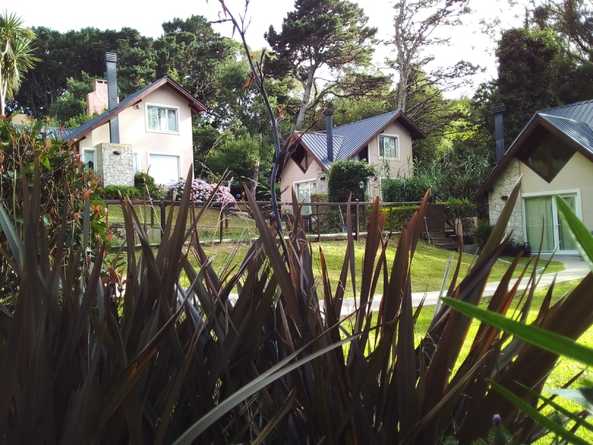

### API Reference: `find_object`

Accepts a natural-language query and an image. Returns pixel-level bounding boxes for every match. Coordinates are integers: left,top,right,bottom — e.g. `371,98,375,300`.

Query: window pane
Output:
558,195,577,251
147,106,159,130
158,108,167,130
167,109,178,131
525,196,555,252
380,136,397,158
83,150,95,170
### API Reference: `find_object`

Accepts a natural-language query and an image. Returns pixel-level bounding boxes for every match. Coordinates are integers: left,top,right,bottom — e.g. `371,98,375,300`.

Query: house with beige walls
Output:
479,100,593,255
280,110,423,205
64,52,206,186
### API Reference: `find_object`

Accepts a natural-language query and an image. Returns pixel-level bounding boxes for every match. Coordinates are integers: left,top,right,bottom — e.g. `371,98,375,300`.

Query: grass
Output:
105,203,258,243
198,239,565,295
411,279,593,444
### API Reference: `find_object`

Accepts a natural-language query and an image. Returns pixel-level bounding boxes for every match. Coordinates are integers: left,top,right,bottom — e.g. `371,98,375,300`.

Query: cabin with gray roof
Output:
479,99,593,255
61,52,205,186
280,109,423,204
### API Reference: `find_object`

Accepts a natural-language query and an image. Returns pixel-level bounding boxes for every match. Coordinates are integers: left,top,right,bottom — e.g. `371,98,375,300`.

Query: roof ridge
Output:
538,112,581,123
538,98,593,113
333,109,399,130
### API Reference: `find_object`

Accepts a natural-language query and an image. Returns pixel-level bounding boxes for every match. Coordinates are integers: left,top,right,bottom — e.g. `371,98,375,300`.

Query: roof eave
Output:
67,77,206,142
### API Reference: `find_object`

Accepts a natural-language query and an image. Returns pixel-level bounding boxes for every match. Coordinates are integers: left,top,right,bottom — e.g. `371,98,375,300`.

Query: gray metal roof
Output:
479,99,593,195
537,99,593,156
300,133,344,168
298,110,422,169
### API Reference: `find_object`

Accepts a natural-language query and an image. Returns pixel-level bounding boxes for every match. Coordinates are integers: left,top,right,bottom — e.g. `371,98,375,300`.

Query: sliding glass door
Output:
524,193,578,254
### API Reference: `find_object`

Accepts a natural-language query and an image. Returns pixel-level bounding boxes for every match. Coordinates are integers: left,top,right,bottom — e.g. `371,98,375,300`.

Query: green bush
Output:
328,160,374,202
474,221,493,247
0,120,102,296
134,172,164,199
380,205,419,231
442,198,476,219
100,185,143,200
381,176,433,202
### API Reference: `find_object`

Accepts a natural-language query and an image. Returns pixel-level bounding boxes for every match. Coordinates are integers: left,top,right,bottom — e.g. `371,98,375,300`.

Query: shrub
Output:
134,171,165,199
474,221,493,247
328,160,374,202
100,185,142,200
168,178,237,209
380,205,418,231
442,197,476,219
382,175,434,202
0,121,102,296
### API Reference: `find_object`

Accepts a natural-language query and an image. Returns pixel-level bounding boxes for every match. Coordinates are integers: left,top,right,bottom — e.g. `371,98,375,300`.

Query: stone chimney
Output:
105,52,120,143
324,105,334,163
86,79,108,115
492,104,505,163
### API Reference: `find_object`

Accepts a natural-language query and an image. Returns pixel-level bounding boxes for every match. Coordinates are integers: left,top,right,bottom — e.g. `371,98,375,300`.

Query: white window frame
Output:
148,153,181,185
132,152,142,173
378,134,400,160
521,188,582,255
145,102,180,135
293,179,317,215
82,148,96,170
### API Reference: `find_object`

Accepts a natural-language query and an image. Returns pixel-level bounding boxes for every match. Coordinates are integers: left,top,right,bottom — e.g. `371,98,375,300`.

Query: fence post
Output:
355,200,360,241
160,201,166,235
316,203,321,242
219,213,224,244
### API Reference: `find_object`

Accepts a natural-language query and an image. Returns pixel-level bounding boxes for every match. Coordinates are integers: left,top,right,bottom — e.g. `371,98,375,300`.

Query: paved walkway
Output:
339,256,590,316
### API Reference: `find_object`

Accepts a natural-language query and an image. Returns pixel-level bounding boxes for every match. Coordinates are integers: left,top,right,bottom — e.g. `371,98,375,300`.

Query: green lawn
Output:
199,239,564,295
412,279,593,444
105,203,258,243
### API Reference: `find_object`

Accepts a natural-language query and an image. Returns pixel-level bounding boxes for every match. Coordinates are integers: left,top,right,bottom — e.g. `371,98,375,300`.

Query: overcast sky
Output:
11,0,530,98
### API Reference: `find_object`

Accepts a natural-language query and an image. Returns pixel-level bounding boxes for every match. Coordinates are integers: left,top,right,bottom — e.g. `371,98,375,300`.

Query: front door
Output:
524,193,578,254
294,181,316,216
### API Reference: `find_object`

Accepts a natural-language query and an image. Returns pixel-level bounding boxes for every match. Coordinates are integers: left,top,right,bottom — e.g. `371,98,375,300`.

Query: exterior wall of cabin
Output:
280,156,327,204
488,151,593,248
78,84,194,185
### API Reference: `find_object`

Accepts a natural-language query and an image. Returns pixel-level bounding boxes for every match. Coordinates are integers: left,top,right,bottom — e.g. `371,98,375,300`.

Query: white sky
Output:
10,0,530,98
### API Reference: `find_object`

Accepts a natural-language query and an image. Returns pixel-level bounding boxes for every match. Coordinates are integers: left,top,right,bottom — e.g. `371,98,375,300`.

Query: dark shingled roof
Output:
479,99,593,195
64,76,206,142
296,110,423,169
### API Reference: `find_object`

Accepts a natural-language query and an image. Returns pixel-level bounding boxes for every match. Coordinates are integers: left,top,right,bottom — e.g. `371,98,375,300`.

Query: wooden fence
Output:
103,199,464,248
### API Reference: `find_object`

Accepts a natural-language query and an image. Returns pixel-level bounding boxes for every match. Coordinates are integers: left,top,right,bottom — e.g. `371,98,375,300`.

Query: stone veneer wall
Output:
96,143,134,186
488,158,524,242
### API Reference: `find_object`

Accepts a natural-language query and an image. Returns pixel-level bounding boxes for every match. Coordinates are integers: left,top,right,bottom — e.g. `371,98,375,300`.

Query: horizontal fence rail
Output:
101,199,475,250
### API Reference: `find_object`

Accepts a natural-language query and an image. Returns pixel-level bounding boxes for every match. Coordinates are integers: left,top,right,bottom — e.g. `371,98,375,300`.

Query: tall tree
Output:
15,27,155,115
154,15,233,103
390,0,472,112
265,0,378,130
549,0,593,62
0,12,37,116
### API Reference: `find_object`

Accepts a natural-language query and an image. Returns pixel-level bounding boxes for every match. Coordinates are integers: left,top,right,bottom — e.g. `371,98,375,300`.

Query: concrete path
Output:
339,256,590,316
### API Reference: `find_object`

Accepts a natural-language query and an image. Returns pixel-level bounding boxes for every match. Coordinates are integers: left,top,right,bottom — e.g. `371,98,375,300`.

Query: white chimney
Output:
87,79,108,115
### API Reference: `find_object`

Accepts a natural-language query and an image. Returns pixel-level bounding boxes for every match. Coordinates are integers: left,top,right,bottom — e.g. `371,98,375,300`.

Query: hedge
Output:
380,205,419,232
328,160,375,202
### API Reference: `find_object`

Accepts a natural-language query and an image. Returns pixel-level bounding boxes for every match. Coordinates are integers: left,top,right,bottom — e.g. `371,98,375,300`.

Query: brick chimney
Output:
86,79,108,115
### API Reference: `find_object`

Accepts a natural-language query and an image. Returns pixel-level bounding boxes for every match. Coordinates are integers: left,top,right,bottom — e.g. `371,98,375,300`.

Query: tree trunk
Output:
396,69,409,111
0,84,6,117
295,69,315,130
